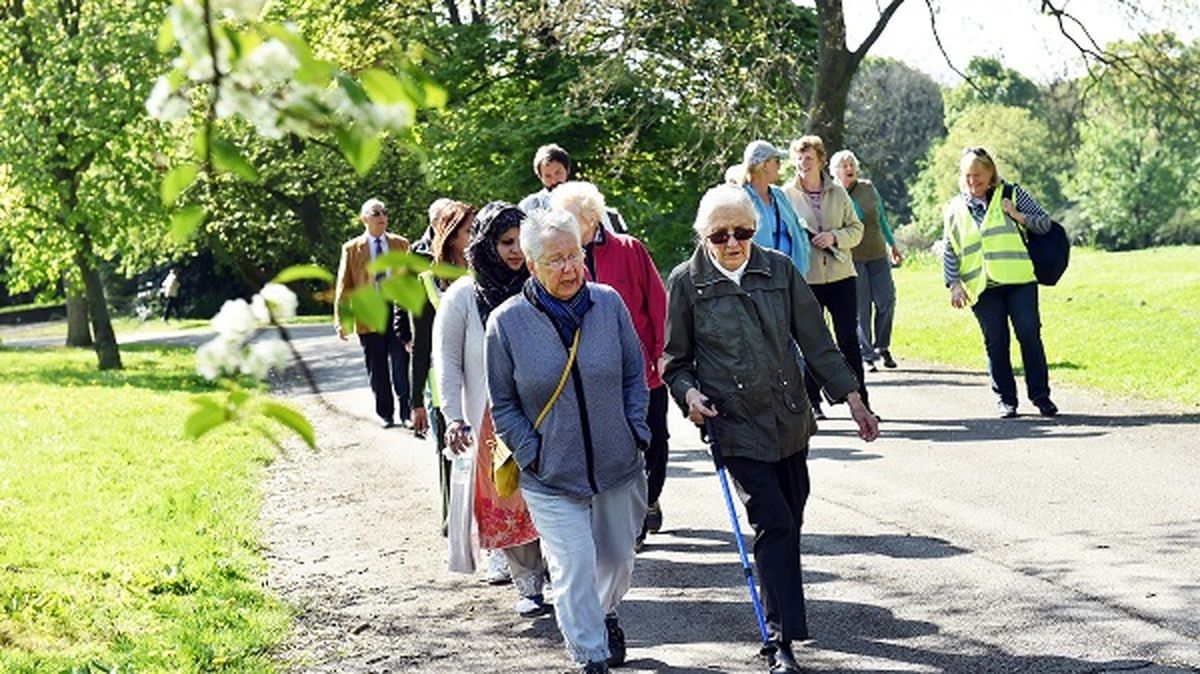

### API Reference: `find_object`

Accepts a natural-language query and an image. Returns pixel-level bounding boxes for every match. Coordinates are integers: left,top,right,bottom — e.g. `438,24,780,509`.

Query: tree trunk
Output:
807,0,907,154
73,233,122,370
65,290,92,347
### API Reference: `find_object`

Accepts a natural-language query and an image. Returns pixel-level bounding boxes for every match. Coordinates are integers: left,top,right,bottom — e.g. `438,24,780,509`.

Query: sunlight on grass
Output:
892,245,1200,406
0,347,290,672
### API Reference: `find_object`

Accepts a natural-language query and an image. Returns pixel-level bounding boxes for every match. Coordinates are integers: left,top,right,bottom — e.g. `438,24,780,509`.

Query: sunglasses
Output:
963,147,990,158
707,227,755,245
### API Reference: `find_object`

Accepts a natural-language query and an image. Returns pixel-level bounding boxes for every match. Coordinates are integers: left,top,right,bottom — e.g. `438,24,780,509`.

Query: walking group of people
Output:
332,137,1057,673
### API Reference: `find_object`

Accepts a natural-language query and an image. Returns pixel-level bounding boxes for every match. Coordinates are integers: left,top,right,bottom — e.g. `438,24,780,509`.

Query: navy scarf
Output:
524,277,593,348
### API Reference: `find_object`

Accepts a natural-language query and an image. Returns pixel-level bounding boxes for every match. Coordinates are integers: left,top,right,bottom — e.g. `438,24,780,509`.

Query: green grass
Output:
0,345,291,672
891,245,1200,406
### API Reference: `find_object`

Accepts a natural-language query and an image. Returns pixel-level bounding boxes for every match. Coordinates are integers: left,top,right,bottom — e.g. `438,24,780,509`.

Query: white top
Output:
433,275,489,433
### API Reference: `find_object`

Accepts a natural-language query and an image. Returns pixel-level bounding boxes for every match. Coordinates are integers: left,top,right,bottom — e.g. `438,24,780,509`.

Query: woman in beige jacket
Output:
783,135,872,416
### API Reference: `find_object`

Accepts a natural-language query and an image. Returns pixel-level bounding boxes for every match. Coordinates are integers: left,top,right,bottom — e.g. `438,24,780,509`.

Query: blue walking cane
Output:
703,412,770,647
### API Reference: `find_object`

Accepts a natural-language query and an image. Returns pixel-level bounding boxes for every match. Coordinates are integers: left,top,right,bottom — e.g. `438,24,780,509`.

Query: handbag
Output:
492,327,581,497
1004,183,1070,286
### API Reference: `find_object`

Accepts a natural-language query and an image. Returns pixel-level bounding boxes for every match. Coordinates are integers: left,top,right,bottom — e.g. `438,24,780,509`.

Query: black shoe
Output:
811,404,826,421
765,640,801,673
1034,398,1059,417
605,615,625,667
379,417,396,429
864,360,878,373
644,502,662,533
580,662,609,674
998,402,1018,419
879,349,897,369
634,528,646,553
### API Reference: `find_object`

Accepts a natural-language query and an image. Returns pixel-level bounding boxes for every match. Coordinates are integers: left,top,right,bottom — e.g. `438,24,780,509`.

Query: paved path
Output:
259,324,1200,673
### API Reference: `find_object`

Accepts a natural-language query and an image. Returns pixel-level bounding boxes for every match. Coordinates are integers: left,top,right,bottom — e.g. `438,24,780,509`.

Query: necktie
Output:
374,237,385,283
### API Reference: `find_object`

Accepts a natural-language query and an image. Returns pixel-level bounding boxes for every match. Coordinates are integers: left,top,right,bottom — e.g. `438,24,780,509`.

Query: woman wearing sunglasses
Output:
663,184,879,674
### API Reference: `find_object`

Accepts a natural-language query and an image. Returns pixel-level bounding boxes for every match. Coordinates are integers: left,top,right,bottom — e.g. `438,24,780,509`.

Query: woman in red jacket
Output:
551,181,669,550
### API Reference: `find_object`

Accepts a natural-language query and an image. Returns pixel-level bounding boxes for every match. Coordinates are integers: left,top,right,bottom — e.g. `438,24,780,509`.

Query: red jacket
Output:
586,230,668,389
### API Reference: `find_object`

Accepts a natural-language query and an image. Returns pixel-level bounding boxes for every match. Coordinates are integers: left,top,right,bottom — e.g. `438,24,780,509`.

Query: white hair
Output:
521,208,581,262
724,164,746,185
548,181,606,225
693,185,756,237
360,198,386,216
427,197,453,224
830,149,859,171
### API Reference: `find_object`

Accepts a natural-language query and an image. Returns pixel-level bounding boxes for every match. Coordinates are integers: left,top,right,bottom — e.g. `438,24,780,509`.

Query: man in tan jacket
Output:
335,198,412,428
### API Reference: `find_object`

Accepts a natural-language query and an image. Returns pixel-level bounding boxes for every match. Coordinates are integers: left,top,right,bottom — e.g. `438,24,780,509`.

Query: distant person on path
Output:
334,198,412,429
518,143,629,233
943,147,1058,418
160,268,182,321
435,202,549,617
487,208,649,674
830,149,902,372
550,181,669,551
411,199,472,535
783,136,869,419
663,184,879,674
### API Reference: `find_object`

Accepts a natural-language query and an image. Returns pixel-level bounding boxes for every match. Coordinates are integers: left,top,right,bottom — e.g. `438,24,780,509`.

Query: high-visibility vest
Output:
419,270,442,408
945,186,1035,304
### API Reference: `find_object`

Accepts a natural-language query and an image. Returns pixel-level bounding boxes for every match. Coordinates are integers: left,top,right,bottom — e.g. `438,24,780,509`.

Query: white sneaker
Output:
515,594,551,617
485,551,511,585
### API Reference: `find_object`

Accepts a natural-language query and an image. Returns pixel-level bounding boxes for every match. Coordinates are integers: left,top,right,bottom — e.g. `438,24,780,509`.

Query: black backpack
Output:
1002,184,1070,286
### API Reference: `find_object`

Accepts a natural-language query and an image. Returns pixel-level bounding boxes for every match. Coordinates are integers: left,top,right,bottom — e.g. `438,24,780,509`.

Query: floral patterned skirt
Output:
473,408,539,550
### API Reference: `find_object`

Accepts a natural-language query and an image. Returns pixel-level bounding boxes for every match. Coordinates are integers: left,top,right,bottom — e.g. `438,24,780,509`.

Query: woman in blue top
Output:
741,140,811,276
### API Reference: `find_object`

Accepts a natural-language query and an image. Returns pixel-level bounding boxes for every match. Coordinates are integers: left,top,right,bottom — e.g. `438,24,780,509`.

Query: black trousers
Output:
804,276,869,408
357,313,411,423
644,384,671,505
724,450,811,643
427,407,451,536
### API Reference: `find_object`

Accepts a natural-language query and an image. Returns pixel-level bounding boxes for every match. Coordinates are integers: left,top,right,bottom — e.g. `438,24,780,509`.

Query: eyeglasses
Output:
706,227,755,245
541,250,583,270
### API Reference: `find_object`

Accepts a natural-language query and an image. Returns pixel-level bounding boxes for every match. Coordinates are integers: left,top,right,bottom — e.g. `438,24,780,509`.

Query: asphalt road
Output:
268,324,1200,673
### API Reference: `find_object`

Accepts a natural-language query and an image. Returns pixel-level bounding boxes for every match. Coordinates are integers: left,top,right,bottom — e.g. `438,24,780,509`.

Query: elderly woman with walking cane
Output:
663,184,879,674
487,207,650,674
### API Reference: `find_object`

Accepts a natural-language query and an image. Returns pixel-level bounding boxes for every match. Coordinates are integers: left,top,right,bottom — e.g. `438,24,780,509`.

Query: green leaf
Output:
170,206,207,243
366,251,430,276
348,286,388,332
260,401,316,449
379,275,427,314
157,16,175,53
335,73,370,106
422,80,448,109
429,262,470,281
337,300,357,336
361,69,411,105
184,396,228,440
273,264,334,285
160,164,199,208
335,127,381,177
211,139,261,183
193,128,208,162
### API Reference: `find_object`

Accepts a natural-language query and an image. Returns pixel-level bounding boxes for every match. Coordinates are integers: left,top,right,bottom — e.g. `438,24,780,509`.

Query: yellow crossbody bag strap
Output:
534,327,581,429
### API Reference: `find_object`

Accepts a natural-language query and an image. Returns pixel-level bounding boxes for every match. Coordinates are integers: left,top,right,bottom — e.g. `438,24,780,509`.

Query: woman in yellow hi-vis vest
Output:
942,147,1058,419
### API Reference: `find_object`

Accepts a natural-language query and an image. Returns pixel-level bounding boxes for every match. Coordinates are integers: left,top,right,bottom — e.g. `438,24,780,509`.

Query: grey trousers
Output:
855,258,896,360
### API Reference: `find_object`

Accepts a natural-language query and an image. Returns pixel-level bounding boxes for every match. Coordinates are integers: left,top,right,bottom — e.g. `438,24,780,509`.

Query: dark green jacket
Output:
663,244,860,461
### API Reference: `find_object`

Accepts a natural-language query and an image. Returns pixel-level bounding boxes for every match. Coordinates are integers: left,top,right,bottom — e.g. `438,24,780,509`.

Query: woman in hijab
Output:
434,201,549,617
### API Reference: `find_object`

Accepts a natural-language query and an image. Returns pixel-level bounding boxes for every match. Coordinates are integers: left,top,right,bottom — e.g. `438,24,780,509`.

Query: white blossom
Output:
250,284,298,323
241,338,291,380
216,87,281,138
213,0,265,21
196,336,244,381
211,298,257,342
240,40,299,86
145,76,189,122
369,103,415,132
